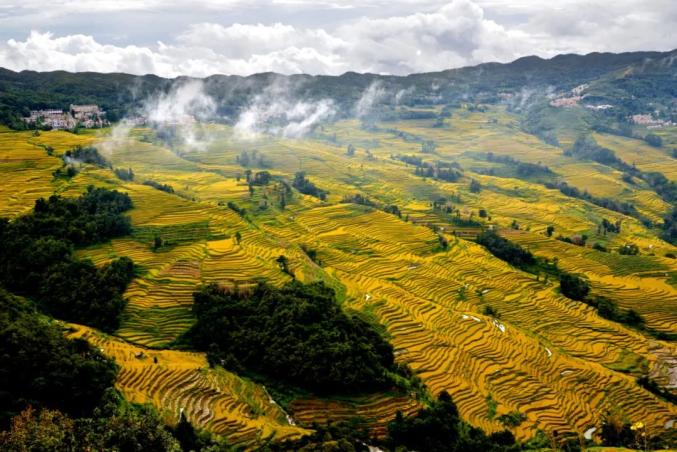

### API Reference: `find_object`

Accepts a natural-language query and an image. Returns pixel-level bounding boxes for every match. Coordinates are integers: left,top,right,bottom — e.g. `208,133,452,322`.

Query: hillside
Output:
1,50,676,450
1,50,674,126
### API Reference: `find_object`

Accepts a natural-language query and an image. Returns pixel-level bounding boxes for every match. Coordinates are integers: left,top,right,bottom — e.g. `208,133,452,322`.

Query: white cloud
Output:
355,81,389,117
144,80,216,123
0,0,674,77
234,79,336,139
176,22,345,59
0,31,165,75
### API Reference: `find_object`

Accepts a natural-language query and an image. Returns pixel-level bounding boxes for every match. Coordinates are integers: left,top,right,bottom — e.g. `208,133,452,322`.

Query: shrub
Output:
293,172,327,200
560,273,590,301
476,230,535,270
619,243,639,255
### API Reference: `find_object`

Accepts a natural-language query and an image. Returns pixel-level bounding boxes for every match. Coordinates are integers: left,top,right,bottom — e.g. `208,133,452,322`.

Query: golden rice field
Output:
66,323,308,447
0,126,95,217
2,105,676,446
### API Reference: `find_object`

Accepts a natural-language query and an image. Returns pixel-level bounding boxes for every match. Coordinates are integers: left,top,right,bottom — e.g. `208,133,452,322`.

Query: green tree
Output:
183,281,398,393
153,234,163,250
0,289,118,425
644,133,662,147
560,273,590,301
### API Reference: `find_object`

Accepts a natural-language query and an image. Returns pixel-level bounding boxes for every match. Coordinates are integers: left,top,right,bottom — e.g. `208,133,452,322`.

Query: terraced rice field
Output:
275,205,677,439
0,127,95,216
66,324,308,447
502,229,677,334
2,108,676,445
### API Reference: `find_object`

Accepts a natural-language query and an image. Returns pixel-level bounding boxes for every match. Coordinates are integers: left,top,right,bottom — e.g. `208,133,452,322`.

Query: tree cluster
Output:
0,289,117,427
559,273,590,300
226,201,246,218
476,230,536,270
143,180,175,194
566,136,631,172
556,234,587,247
416,165,463,182
644,133,662,147
600,218,621,234
293,172,328,201
386,391,519,452
485,152,553,178
383,204,402,218
0,401,217,451
0,187,135,331
64,146,110,168
183,281,398,393
250,171,271,186
341,193,377,208
618,243,640,255
114,167,135,181
662,206,677,245
546,181,639,218
393,155,463,183
236,150,268,168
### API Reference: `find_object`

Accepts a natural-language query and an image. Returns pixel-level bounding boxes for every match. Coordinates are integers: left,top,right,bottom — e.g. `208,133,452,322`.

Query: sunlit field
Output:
2,105,676,446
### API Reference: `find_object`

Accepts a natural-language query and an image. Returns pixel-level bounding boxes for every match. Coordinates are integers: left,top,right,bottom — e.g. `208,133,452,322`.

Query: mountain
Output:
1,50,674,126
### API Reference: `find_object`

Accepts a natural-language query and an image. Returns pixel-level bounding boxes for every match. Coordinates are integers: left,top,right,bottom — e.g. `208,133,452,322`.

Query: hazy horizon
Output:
1,47,674,79
0,0,674,78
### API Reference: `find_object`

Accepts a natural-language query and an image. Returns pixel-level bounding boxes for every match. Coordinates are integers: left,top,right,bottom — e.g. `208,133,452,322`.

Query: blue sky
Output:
0,0,674,77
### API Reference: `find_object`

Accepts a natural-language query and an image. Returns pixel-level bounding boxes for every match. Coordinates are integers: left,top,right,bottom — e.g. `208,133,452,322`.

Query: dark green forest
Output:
0,186,135,331
183,281,398,393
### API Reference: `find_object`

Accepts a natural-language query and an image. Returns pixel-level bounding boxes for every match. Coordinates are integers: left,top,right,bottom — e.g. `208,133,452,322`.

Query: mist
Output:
234,79,336,140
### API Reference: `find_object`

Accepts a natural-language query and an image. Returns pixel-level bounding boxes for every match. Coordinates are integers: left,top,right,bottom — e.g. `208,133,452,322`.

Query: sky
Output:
0,0,674,77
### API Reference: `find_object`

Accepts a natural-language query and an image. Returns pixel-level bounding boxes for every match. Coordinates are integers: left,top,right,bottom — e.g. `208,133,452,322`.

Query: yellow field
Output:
66,323,308,447
0,127,95,217
2,107,676,446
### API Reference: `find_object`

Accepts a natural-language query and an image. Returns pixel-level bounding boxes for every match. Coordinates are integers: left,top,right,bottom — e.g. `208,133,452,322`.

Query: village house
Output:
70,104,108,128
24,104,108,130
549,96,581,108
630,114,675,129
25,109,76,129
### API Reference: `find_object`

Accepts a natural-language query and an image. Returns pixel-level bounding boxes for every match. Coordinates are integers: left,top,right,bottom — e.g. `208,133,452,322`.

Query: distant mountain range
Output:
1,49,675,126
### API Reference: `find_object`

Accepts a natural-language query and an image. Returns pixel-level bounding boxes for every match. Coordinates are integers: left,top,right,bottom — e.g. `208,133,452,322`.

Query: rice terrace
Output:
0,2,676,451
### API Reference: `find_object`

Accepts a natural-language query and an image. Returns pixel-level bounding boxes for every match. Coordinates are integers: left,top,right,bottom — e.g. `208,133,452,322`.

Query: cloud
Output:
143,80,216,123
355,81,389,117
0,31,163,74
234,78,335,139
0,0,674,77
